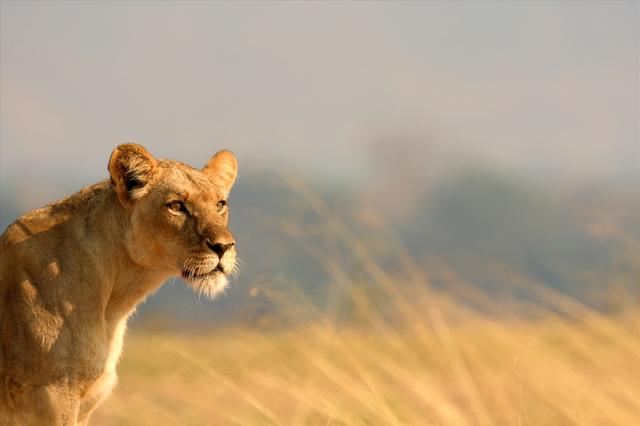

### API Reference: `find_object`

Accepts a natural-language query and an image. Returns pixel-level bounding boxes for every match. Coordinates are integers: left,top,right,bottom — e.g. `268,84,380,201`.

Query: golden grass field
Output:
93,304,639,425
94,181,639,425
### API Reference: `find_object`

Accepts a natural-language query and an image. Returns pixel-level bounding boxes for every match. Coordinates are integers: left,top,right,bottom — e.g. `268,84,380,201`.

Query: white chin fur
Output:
185,272,229,299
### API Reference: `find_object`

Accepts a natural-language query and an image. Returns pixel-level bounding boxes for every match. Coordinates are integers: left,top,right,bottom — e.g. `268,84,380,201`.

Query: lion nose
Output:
206,240,235,257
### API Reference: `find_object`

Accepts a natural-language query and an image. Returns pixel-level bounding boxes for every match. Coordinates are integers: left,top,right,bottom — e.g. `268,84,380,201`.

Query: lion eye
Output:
216,200,227,212
168,201,185,213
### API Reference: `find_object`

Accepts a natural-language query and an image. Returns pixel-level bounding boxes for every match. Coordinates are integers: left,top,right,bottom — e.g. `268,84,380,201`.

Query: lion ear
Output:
203,150,238,197
108,144,157,205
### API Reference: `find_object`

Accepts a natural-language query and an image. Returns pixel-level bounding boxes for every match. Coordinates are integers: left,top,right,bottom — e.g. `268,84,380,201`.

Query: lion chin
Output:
181,268,230,299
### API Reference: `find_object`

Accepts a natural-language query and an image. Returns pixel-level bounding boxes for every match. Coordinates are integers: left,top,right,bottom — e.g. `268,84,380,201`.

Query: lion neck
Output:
79,181,172,322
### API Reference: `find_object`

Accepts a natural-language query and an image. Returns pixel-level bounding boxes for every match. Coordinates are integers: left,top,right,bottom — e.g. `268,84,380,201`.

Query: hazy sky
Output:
1,1,638,191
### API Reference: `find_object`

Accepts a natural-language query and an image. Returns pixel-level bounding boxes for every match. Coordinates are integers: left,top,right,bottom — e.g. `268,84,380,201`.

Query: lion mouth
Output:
181,265,225,280
180,253,237,299
180,264,231,299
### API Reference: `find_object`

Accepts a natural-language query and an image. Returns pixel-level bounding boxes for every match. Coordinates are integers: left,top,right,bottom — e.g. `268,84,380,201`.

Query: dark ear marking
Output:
124,172,142,193
108,143,157,206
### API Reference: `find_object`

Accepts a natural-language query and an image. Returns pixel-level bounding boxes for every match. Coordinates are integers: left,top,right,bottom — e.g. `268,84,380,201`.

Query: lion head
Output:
108,144,238,298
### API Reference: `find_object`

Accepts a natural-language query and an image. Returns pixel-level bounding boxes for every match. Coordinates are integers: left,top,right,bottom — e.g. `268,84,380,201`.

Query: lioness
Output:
0,144,238,425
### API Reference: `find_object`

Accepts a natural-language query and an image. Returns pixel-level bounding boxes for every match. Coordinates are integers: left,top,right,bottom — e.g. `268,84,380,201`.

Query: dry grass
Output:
93,179,640,425
93,307,640,426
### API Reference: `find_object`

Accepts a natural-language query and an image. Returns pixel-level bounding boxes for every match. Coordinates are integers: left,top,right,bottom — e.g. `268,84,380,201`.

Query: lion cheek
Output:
124,229,164,269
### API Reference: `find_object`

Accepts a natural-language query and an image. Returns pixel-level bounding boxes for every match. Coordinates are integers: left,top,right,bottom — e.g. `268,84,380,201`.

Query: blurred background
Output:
1,1,639,425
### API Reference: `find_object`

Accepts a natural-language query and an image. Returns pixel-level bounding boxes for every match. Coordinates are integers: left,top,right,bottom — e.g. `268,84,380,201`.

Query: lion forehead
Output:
155,162,222,201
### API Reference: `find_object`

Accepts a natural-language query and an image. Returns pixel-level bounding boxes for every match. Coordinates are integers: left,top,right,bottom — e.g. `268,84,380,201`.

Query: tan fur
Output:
0,144,238,425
